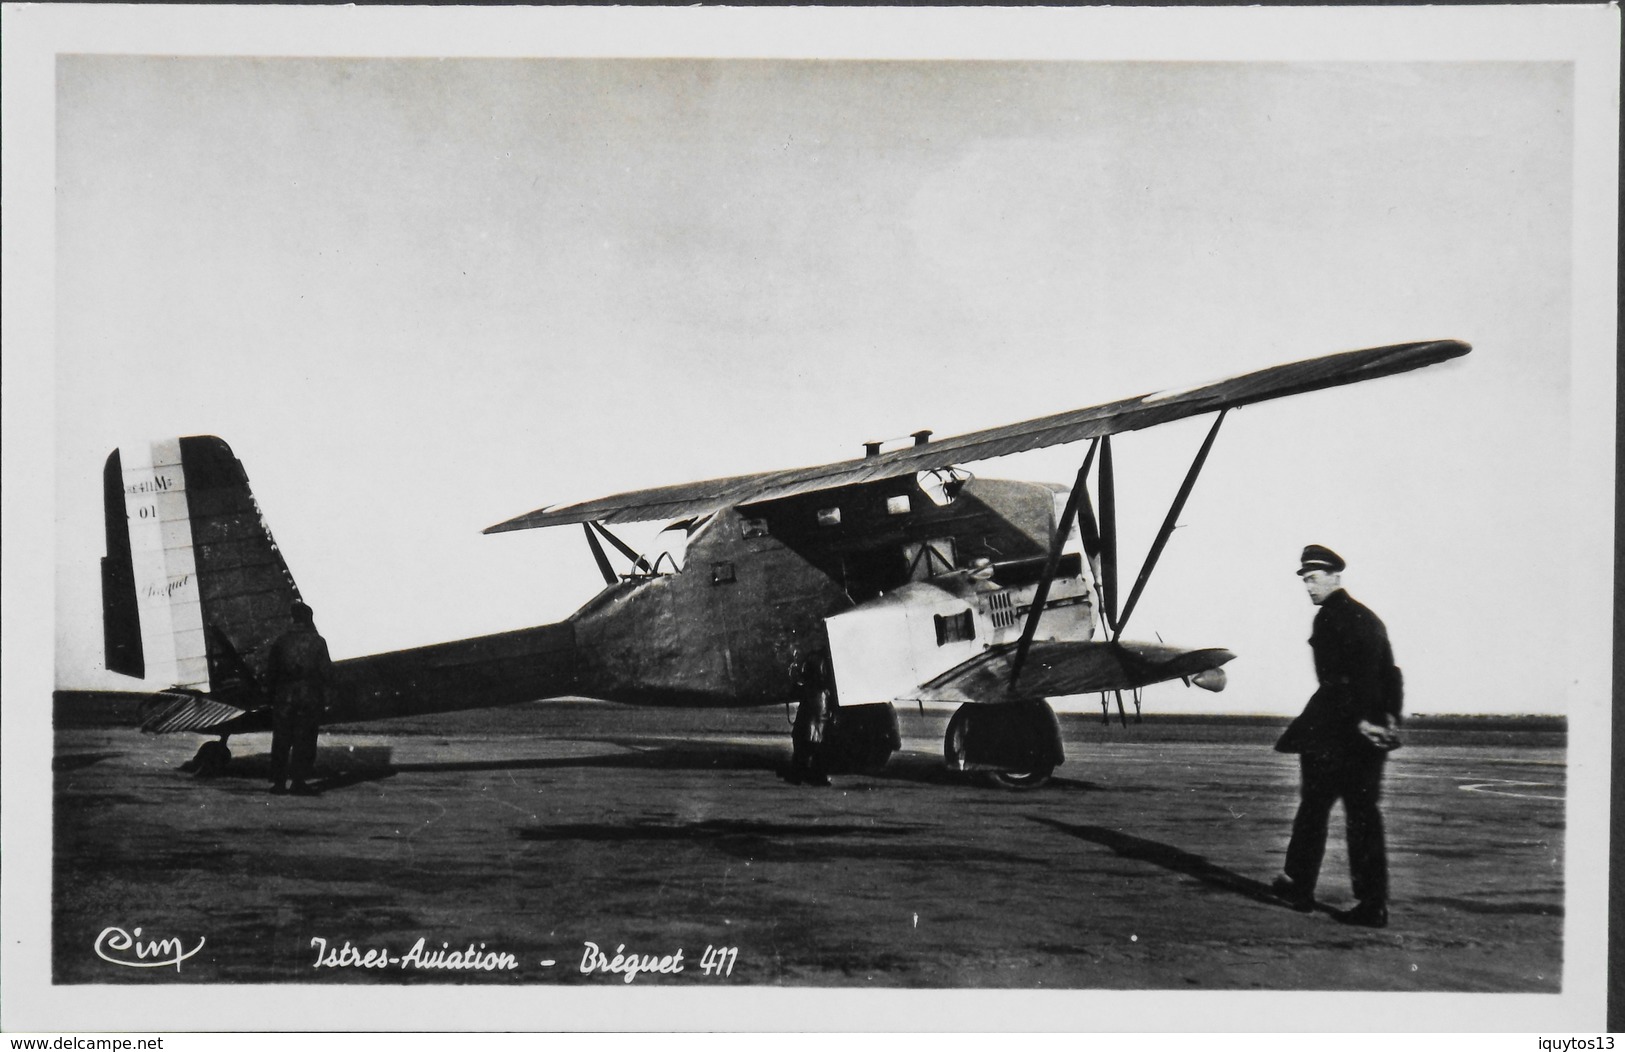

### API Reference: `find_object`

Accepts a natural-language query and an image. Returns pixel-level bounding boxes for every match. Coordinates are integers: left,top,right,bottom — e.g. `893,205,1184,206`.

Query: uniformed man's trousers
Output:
1284,751,1388,904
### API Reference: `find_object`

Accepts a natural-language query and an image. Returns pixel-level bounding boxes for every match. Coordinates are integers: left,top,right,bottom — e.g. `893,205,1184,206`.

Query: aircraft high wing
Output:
486,339,1469,532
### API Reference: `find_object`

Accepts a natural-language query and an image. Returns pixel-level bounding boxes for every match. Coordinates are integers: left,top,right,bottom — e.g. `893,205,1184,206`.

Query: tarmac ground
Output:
52,700,1564,991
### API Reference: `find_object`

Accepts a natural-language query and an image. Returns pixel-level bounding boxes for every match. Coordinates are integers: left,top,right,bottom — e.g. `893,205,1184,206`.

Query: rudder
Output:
102,436,305,708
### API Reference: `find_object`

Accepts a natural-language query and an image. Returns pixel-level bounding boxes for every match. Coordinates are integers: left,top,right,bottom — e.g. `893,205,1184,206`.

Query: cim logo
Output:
95,926,206,972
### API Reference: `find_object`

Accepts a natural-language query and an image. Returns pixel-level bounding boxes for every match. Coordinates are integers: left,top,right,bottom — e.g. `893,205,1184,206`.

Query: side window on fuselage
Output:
934,610,975,646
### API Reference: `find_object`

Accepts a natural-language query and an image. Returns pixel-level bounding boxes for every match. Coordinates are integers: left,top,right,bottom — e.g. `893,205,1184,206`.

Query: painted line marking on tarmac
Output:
1459,779,1564,801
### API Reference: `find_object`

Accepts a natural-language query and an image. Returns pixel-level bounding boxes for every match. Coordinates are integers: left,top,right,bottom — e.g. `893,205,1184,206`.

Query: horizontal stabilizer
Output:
486,339,1469,531
138,691,249,735
914,640,1235,705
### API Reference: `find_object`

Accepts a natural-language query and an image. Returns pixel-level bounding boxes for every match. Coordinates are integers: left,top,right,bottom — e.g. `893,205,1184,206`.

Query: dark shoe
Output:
289,782,319,797
1271,874,1315,912
1337,900,1389,928
269,783,288,795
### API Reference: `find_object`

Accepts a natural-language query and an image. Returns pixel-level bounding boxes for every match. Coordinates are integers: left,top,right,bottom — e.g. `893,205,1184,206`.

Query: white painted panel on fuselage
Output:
827,572,1099,705
825,582,974,705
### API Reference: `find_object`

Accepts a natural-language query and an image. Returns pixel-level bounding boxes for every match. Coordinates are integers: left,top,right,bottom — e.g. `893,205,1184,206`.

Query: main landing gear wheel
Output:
944,702,1064,791
188,739,232,778
820,703,903,775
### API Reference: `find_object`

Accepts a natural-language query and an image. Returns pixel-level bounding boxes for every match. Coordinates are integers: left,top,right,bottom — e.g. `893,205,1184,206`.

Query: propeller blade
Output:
1009,439,1099,687
1073,440,1103,558
591,521,653,573
1115,410,1227,640
583,523,616,585
1073,470,1108,633
1099,435,1119,634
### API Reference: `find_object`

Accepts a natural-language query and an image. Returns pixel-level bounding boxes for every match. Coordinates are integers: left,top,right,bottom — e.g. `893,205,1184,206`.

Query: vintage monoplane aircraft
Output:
102,339,1468,787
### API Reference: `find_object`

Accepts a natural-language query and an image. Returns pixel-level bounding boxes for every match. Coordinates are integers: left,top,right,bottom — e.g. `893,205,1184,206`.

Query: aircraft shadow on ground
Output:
1029,816,1319,914
514,817,1039,864
189,739,997,791
867,767,1105,791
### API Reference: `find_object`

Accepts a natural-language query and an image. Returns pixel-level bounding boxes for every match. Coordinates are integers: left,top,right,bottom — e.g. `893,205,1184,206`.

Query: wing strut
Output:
1010,408,1229,686
1009,439,1100,688
1099,436,1119,634
1113,409,1228,640
582,523,616,585
591,521,653,574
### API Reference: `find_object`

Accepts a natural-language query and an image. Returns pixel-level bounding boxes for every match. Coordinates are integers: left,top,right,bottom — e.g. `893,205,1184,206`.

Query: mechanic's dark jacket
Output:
1275,589,1399,756
266,624,333,714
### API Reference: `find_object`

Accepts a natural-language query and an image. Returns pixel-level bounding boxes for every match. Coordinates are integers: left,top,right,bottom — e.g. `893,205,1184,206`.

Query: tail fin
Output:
102,436,303,707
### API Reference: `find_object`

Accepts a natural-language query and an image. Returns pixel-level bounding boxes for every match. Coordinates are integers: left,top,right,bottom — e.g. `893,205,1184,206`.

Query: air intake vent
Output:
987,590,1019,629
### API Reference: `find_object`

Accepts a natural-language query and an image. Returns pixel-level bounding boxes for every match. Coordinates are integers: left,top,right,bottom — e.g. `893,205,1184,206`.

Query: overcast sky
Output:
51,56,1583,716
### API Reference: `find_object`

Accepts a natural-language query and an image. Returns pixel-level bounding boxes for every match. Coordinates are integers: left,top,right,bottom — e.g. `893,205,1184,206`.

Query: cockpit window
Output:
904,538,956,581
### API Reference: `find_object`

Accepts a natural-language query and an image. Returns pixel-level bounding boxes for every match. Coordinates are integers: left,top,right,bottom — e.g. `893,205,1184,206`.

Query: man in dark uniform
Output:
1272,545,1402,928
267,601,332,796
786,649,836,787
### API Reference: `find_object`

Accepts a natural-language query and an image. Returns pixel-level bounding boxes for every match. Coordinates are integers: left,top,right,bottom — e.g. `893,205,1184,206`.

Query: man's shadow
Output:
1029,816,1335,915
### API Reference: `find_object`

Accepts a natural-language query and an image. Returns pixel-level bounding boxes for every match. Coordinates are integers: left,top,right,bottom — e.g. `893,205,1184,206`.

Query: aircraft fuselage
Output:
569,475,1085,707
